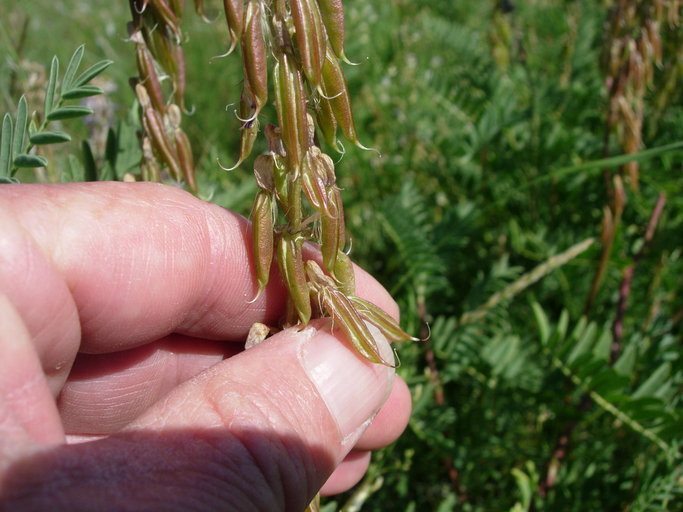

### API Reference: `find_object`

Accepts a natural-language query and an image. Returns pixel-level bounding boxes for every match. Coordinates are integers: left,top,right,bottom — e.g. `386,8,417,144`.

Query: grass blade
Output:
62,44,85,92
0,113,13,176
44,56,60,117
12,96,28,161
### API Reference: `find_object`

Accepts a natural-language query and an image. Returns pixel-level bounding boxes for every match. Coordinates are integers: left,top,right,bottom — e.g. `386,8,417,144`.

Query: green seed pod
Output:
349,296,420,343
273,51,309,171
242,0,268,116
316,0,349,63
306,261,393,366
277,233,312,325
290,0,326,90
333,250,355,296
321,47,364,148
251,190,274,294
319,186,346,271
315,93,340,151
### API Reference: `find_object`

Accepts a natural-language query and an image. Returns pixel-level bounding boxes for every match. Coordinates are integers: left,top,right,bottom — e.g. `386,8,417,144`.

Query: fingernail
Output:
300,322,395,449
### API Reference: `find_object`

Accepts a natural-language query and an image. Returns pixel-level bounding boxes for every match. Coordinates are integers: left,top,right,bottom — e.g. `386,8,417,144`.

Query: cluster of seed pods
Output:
128,0,198,193
603,0,681,191
221,0,417,366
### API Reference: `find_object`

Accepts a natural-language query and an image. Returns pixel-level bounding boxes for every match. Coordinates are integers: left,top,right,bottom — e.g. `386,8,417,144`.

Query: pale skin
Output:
0,182,411,511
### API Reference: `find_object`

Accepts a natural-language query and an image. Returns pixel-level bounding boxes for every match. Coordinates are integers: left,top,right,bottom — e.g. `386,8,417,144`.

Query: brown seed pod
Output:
174,127,197,193
290,0,327,90
223,0,245,55
134,35,167,113
242,0,268,116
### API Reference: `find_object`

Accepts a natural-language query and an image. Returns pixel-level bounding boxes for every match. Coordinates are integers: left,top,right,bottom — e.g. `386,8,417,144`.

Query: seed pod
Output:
302,147,335,217
321,47,364,149
251,191,274,294
148,0,181,41
315,93,340,151
253,154,275,193
147,27,178,80
138,84,182,181
223,0,245,54
333,250,355,296
277,233,312,324
306,261,393,366
290,0,326,90
174,128,197,193
349,296,419,343
168,0,184,17
171,42,187,112
316,0,349,63
242,0,268,116
273,51,309,171
135,39,166,113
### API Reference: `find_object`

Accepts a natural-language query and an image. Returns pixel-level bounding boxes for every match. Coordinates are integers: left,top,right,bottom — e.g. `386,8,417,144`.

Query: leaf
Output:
0,113,12,176
61,44,85,92
61,85,104,100
12,95,28,161
13,154,48,168
72,59,113,88
44,56,60,117
46,106,94,121
81,140,98,181
532,302,549,345
633,363,671,399
29,131,72,145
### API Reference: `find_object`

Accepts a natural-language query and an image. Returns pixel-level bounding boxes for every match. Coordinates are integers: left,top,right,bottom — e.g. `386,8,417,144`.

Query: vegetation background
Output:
1,0,681,510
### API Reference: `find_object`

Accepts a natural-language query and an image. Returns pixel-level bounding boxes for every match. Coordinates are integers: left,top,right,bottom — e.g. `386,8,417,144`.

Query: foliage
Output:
1,0,682,510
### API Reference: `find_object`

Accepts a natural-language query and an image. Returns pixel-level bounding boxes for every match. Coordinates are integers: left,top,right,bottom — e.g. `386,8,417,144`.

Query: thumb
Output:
2,323,395,512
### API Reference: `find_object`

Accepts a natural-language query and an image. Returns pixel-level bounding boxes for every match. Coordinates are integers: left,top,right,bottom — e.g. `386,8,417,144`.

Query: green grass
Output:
2,1,682,510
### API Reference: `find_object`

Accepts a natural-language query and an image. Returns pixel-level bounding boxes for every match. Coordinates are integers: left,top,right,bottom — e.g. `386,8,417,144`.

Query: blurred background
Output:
2,0,682,510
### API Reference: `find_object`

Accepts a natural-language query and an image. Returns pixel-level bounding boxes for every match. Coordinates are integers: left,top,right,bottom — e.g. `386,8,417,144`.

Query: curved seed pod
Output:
223,0,245,54
333,250,355,296
149,0,181,41
135,39,166,113
277,233,312,324
193,0,211,21
251,191,274,294
174,128,197,193
139,87,183,181
290,0,326,90
242,0,268,116
316,0,349,62
302,148,335,217
305,261,393,366
349,296,420,343
273,51,309,170
321,47,364,149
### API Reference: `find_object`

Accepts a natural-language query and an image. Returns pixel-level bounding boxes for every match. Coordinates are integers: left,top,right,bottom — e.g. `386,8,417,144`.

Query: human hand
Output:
0,182,411,511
